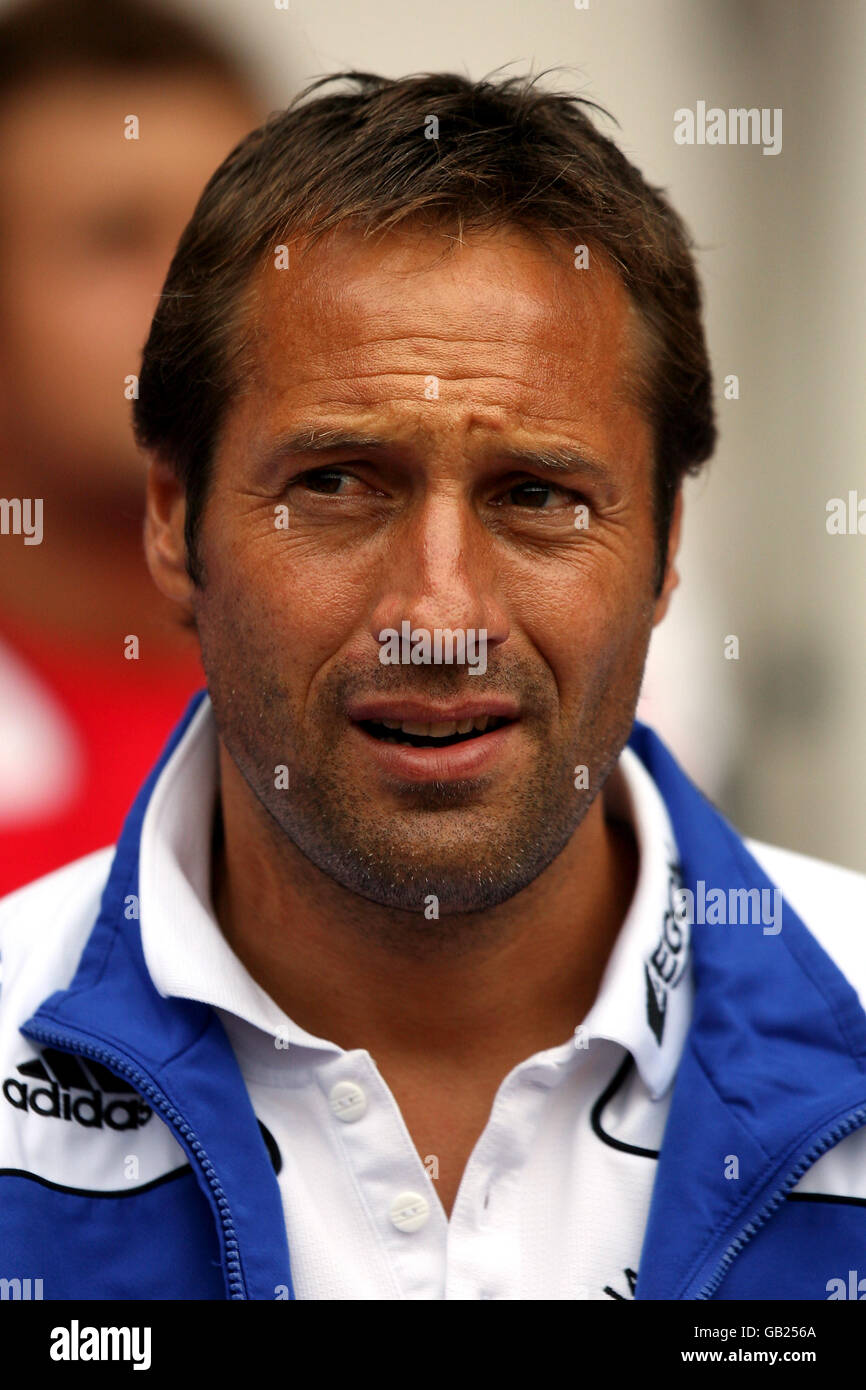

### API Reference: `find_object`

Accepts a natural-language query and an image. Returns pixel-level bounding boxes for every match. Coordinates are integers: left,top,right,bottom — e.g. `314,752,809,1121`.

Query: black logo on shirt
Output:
3,1047,152,1131
645,857,689,1044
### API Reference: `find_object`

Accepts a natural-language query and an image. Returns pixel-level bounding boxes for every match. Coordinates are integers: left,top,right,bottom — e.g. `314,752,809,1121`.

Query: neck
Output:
212,754,638,1077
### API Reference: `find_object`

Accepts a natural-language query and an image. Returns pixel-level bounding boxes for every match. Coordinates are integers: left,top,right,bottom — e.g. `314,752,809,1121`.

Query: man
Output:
0,0,262,891
2,70,866,1303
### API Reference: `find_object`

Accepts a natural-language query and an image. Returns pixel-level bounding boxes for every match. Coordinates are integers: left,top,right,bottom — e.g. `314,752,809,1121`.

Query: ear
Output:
144,456,196,612
652,487,683,627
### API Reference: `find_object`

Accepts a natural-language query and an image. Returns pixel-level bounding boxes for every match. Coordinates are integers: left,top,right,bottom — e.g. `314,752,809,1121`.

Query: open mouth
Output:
358,715,512,748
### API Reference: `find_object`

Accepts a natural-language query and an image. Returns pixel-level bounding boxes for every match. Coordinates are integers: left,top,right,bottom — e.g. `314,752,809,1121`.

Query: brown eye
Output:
505,480,578,509
299,470,350,494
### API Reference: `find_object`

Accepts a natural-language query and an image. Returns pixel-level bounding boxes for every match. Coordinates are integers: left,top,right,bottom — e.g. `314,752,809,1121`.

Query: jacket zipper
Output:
24,1022,247,1300
696,1103,866,1299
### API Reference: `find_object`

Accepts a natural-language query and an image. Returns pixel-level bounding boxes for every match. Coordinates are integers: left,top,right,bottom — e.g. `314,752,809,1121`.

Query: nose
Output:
368,489,509,663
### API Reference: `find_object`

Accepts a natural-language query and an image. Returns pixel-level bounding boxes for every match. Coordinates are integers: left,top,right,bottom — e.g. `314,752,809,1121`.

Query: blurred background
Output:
0,0,863,889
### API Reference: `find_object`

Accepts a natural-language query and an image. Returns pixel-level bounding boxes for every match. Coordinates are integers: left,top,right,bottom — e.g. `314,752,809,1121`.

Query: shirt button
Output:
389,1191,430,1232
328,1080,367,1122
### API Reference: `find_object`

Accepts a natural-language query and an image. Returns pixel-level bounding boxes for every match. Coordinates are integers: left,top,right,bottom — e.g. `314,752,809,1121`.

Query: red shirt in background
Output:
0,616,204,896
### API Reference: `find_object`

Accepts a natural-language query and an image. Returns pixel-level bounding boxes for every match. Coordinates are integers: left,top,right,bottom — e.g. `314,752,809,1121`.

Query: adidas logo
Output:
3,1047,152,1131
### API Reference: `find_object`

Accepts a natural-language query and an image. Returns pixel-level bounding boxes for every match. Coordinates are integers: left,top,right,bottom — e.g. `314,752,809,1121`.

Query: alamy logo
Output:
826,1270,866,1299
50,1321,151,1371
0,1277,43,1300
378,621,488,675
0,497,42,544
672,880,782,935
3,1047,152,1131
673,102,782,156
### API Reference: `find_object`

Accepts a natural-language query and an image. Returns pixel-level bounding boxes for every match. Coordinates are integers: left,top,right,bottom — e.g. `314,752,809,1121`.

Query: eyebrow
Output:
257,426,614,487
258,427,390,462
494,444,613,485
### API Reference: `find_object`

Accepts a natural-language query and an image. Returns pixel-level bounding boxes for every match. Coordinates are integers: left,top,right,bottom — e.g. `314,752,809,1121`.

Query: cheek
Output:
511,549,655,709
197,520,377,685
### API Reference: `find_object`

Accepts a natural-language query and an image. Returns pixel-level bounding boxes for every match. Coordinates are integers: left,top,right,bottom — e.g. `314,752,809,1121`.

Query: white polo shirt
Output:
138,697,691,1300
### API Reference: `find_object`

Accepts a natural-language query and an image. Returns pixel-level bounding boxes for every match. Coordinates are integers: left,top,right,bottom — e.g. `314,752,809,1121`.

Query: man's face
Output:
185,226,675,914
0,73,257,506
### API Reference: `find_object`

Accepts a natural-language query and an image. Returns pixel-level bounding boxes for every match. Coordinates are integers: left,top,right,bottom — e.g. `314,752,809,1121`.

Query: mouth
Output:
357,714,513,749
346,699,522,782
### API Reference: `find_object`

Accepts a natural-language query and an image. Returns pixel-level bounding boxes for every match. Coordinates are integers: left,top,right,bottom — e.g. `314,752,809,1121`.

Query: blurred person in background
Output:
0,0,263,892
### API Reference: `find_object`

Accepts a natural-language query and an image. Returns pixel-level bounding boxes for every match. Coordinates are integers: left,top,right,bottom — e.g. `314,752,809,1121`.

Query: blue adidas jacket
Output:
2,691,866,1300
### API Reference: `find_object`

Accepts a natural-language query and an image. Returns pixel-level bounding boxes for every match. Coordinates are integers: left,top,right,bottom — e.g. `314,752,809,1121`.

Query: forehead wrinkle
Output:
237,235,653,442
250,330,577,385
246,232,622,349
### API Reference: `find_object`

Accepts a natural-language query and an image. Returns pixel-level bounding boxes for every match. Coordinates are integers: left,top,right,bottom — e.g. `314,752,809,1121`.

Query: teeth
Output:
375,715,498,737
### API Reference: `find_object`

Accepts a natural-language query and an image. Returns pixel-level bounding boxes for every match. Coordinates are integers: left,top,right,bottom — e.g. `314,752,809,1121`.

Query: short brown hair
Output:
134,69,716,592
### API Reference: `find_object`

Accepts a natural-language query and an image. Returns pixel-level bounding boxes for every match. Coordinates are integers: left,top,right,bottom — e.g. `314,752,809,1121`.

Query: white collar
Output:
138,696,691,1098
